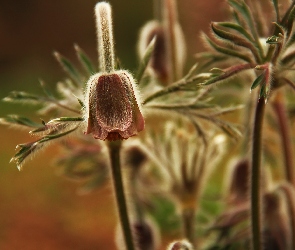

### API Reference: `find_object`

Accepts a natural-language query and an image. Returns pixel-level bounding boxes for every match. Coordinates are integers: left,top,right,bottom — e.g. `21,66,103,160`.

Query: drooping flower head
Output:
83,2,145,140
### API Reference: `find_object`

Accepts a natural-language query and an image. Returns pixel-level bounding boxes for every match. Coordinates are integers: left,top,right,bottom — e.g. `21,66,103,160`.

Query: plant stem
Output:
272,91,295,186
251,96,266,250
181,208,196,247
107,140,135,250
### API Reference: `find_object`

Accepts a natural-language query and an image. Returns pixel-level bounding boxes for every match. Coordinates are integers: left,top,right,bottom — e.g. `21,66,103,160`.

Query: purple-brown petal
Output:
96,74,133,131
118,72,145,133
84,71,145,140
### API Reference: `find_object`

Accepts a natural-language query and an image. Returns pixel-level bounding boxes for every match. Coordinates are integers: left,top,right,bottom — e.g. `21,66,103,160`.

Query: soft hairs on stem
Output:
95,2,115,72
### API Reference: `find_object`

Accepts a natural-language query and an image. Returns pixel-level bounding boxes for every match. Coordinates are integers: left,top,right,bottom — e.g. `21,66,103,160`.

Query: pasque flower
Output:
84,70,144,140
84,2,144,141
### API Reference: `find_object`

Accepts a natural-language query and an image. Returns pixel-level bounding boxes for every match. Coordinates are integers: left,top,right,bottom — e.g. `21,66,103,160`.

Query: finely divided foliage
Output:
1,0,295,250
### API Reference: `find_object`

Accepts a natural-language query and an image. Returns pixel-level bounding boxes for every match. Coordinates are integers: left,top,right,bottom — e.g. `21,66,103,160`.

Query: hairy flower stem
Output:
95,3,115,72
272,91,295,186
251,97,266,250
107,140,136,250
181,208,196,247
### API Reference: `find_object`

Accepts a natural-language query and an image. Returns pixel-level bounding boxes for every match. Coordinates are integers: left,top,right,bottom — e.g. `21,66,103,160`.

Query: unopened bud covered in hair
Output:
167,240,194,250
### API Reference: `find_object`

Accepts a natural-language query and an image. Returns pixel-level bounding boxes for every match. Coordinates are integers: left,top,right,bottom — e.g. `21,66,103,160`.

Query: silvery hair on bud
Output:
167,240,194,250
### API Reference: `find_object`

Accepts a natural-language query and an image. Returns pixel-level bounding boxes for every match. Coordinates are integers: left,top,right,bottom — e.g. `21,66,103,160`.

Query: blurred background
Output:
0,0,225,249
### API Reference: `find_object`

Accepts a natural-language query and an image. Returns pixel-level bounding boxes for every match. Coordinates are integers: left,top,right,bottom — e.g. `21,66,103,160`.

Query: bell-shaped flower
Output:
84,70,144,141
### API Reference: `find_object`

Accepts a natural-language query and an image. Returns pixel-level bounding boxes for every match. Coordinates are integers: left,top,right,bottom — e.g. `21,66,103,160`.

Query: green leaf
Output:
40,128,78,143
211,105,244,117
272,22,285,36
211,23,260,62
228,0,258,41
3,91,43,104
203,34,252,62
76,97,86,109
218,22,254,42
190,119,208,146
39,79,55,99
280,3,295,37
193,113,241,139
12,127,78,170
146,102,213,111
203,63,253,86
195,52,224,60
51,117,84,122
143,75,205,104
195,51,228,70
135,37,156,84
287,6,295,37
0,115,43,128
74,44,95,76
30,117,83,134
259,84,266,99
250,73,264,91
218,122,242,139
232,9,242,25
54,51,82,86
184,63,199,80
228,0,264,61
210,68,224,74
271,0,280,21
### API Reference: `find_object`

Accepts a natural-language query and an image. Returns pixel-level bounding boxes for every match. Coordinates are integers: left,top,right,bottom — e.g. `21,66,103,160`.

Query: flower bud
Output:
263,191,292,250
227,159,249,205
84,70,144,140
115,216,160,250
167,240,194,250
133,218,160,250
125,144,147,170
138,20,169,84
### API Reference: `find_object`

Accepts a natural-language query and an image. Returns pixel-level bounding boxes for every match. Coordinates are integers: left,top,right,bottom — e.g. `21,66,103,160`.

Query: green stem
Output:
272,91,295,186
107,140,135,250
251,97,266,250
181,208,196,247
241,94,255,155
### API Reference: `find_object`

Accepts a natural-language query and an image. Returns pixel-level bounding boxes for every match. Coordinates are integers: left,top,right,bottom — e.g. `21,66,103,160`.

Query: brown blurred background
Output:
0,1,225,249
